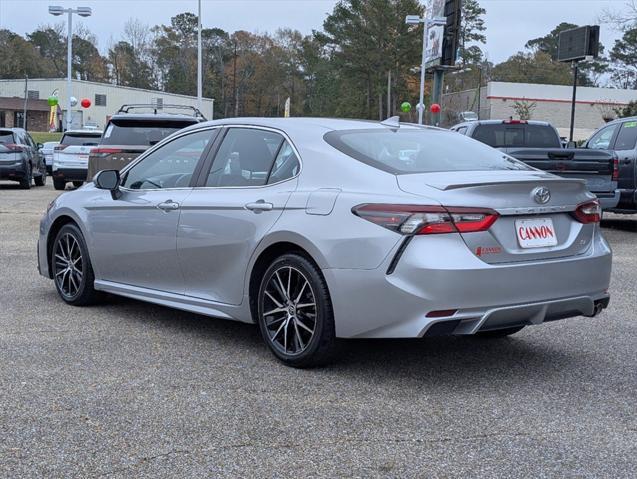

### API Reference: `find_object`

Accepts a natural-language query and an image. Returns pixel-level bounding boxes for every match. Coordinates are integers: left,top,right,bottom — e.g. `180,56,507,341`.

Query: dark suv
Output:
0,128,47,189
87,104,205,179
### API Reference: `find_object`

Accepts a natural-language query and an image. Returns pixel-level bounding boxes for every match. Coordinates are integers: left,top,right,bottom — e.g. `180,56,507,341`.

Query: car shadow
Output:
87,294,587,390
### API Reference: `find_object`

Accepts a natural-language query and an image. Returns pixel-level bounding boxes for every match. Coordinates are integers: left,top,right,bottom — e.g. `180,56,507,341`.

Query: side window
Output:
613,121,637,151
587,124,619,150
206,128,283,187
25,134,36,149
267,141,300,184
456,126,467,135
121,129,215,190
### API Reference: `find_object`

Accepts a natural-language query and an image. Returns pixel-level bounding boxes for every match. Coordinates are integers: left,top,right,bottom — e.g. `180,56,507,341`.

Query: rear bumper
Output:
595,190,621,210
0,164,27,179
52,168,87,182
323,229,612,338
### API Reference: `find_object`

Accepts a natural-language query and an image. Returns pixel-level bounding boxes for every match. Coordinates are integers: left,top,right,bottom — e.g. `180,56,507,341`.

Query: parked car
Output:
0,128,46,189
585,117,637,213
86,104,205,180
38,118,612,367
451,120,620,210
52,129,102,190
40,141,59,175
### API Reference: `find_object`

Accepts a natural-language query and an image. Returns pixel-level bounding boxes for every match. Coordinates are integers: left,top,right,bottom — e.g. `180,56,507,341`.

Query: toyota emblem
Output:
532,186,551,204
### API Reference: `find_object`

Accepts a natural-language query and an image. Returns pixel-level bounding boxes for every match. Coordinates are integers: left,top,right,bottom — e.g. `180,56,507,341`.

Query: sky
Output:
0,0,633,64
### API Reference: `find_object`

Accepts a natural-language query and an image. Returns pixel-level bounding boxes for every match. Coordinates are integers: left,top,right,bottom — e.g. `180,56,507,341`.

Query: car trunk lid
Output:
397,170,597,264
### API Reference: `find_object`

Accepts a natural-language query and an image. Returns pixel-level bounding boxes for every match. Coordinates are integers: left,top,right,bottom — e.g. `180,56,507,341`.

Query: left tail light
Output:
54,145,69,151
572,200,601,224
90,148,122,158
352,204,499,235
3,143,25,152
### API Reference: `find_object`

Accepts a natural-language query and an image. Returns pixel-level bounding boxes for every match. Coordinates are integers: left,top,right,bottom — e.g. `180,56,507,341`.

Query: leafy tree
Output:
27,25,66,76
491,51,573,85
616,100,637,118
316,0,424,119
0,29,53,78
610,27,637,89
512,100,537,120
459,0,486,66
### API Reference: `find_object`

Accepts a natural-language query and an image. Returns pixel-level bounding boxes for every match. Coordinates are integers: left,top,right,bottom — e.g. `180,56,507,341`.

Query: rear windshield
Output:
100,119,197,146
61,133,101,146
0,131,14,144
324,129,532,174
472,124,560,148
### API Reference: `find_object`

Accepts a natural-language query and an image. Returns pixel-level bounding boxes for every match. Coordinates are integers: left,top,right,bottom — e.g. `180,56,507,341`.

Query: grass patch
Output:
30,132,63,144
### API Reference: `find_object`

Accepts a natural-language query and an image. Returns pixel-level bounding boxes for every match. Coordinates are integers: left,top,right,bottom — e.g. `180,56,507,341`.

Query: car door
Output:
86,128,218,293
608,120,637,208
25,132,45,176
177,126,301,305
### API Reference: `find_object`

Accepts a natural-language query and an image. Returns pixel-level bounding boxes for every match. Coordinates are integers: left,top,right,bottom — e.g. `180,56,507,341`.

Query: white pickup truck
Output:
52,129,102,190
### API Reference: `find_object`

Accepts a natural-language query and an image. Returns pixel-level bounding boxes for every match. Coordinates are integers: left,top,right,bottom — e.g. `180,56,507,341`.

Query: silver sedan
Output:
38,118,612,367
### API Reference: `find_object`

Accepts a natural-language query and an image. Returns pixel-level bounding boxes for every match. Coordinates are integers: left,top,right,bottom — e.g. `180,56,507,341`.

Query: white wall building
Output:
443,81,637,141
0,78,214,131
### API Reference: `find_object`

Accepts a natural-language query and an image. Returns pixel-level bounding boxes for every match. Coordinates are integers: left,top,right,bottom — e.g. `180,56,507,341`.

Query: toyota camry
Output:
38,118,612,367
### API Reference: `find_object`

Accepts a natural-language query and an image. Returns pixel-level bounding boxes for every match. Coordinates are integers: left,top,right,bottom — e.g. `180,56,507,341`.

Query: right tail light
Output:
572,200,601,224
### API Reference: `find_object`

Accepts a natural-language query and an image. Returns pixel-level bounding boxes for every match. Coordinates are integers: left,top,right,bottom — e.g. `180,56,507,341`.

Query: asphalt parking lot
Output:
1,181,636,478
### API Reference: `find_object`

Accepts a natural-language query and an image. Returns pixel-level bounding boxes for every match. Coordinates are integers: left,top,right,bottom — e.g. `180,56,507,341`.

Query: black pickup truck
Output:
585,117,637,213
451,120,620,210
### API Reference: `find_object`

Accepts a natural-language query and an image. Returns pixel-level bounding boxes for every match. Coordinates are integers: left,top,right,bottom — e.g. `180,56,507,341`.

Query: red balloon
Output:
430,103,441,114
81,98,91,108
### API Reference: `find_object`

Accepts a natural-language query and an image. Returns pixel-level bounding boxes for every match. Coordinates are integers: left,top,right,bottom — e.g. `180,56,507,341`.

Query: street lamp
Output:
405,14,446,125
48,5,92,131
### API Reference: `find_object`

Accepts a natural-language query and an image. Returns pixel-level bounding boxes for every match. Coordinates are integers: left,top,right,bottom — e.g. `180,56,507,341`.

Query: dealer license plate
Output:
515,218,558,249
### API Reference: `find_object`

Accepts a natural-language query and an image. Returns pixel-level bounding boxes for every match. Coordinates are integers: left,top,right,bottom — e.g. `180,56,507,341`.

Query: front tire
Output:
52,223,100,306
53,178,66,190
34,173,46,186
257,254,336,368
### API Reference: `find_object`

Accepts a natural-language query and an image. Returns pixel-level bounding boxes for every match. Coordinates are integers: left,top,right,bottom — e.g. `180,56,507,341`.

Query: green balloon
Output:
400,101,412,113
47,96,58,107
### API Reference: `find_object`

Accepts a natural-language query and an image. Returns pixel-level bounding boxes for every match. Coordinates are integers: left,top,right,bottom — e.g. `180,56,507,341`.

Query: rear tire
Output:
34,173,46,186
53,178,66,191
19,164,32,189
72,181,84,188
256,253,336,368
476,326,525,338
51,223,100,306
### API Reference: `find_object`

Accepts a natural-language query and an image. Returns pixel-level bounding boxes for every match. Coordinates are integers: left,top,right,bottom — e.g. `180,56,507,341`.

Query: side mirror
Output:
37,143,44,149
566,141,577,149
94,169,121,199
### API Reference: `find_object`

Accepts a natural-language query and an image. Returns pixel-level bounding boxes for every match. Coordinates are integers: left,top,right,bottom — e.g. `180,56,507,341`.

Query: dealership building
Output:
0,78,214,131
442,81,637,140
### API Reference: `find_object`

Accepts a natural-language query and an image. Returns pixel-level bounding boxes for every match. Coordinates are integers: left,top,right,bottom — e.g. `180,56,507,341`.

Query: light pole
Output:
405,14,446,125
48,5,92,132
197,0,203,111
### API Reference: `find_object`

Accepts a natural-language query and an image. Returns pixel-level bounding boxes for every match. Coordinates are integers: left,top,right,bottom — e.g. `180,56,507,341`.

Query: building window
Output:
27,90,40,100
14,111,25,129
154,98,164,109
95,94,107,106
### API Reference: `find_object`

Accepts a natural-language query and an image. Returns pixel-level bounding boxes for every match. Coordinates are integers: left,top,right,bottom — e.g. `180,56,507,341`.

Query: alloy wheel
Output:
261,266,317,355
54,233,84,299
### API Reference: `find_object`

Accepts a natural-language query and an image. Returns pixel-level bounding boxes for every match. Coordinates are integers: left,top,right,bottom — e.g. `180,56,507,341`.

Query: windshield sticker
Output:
624,121,637,128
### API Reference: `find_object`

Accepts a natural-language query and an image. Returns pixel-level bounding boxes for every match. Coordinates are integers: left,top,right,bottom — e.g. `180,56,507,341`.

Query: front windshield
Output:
324,128,532,174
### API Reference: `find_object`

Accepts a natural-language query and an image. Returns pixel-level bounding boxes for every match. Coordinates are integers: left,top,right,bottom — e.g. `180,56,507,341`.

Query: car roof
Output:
63,129,102,135
453,119,552,128
186,117,440,135
109,113,202,122
0,127,26,133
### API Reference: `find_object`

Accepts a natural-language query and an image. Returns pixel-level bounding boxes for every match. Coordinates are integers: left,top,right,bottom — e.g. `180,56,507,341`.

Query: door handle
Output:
157,200,180,211
245,200,273,212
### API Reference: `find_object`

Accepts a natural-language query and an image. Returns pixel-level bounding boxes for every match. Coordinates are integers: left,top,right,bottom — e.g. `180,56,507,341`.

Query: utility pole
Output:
387,70,391,117
22,76,28,129
233,42,238,117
